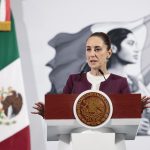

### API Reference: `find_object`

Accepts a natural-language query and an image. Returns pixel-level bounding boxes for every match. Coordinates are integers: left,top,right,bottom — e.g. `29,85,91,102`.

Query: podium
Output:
44,93,142,150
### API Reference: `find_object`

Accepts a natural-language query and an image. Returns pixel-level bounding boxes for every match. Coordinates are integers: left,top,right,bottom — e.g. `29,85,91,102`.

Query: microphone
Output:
98,69,106,81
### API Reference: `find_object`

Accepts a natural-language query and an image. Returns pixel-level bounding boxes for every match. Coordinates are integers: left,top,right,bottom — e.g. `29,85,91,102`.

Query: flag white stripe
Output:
0,0,6,21
0,58,29,142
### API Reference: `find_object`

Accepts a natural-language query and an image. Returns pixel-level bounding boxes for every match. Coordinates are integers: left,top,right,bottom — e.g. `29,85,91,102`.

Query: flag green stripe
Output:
0,14,19,70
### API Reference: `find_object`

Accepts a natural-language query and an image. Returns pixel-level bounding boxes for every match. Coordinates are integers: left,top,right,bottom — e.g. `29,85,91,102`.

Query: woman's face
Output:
117,33,139,63
86,36,111,70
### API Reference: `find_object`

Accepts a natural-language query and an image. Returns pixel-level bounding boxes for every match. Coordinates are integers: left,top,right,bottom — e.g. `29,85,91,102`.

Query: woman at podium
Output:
32,32,150,116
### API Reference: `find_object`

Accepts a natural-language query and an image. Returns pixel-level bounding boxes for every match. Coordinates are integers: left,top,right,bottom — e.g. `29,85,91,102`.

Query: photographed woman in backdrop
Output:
107,28,149,94
107,28,150,135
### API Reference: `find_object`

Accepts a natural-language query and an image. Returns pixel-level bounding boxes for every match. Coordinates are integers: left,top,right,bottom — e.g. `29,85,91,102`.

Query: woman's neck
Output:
110,57,126,72
109,57,127,76
90,67,109,76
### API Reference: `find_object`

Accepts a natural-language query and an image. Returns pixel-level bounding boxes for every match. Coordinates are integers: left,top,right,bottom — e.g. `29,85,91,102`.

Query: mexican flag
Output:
0,14,31,150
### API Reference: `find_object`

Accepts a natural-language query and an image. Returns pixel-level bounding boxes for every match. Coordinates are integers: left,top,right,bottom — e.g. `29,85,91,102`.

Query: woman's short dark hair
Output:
107,28,133,68
107,28,132,51
89,32,111,50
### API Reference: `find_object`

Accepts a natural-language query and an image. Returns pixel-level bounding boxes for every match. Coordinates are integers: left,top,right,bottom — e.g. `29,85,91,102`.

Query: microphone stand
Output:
98,69,106,81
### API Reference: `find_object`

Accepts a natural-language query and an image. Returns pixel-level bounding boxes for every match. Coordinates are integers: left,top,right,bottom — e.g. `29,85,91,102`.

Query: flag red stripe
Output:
0,126,31,150
6,0,10,21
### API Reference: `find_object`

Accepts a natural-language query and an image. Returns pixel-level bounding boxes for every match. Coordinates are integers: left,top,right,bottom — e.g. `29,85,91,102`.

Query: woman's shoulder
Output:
68,72,86,80
110,73,127,80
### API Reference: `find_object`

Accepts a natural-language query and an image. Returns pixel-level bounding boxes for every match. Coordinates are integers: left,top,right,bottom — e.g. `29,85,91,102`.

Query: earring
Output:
106,57,109,61
111,45,117,54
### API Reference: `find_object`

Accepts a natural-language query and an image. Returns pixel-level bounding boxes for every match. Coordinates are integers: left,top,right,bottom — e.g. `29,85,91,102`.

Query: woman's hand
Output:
139,96,150,135
137,118,150,135
31,102,45,118
141,96,150,109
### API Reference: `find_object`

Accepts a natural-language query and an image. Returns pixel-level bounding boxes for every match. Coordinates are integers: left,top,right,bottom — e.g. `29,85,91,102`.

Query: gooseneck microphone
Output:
98,69,106,81
79,63,106,81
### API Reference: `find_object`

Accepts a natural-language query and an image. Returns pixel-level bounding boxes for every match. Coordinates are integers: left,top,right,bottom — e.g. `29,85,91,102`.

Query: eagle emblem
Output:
0,87,23,125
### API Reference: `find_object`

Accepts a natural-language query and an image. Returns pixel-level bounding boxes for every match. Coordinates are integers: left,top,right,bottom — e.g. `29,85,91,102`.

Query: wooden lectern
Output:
45,94,142,142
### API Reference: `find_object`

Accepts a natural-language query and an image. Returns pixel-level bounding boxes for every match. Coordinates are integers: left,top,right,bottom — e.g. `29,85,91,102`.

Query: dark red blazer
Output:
63,73,130,95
